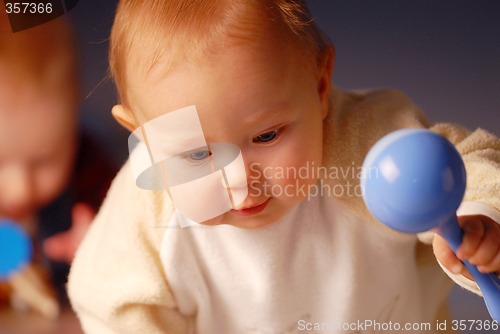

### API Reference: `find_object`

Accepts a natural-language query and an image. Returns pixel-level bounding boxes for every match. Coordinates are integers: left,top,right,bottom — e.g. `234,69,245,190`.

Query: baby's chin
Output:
207,216,279,230
0,206,36,222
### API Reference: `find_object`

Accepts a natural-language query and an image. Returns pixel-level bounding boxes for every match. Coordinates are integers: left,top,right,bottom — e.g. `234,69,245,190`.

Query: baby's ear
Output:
112,104,137,132
318,46,335,119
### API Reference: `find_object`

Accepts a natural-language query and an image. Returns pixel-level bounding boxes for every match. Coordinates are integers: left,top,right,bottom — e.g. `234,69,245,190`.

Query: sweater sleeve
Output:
427,123,500,295
430,123,500,211
68,161,187,334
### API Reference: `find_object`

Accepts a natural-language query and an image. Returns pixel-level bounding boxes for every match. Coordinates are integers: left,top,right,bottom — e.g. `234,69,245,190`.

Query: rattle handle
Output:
438,215,500,321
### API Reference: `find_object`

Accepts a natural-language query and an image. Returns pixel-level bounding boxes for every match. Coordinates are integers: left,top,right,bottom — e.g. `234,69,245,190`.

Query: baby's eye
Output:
183,149,212,162
189,150,211,161
253,129,280,144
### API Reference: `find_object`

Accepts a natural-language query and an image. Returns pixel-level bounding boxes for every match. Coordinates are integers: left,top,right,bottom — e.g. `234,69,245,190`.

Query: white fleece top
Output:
161,193,451,334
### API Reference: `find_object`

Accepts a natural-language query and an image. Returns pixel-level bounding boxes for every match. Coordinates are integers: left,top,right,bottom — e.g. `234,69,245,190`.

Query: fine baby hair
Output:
108,0,329,110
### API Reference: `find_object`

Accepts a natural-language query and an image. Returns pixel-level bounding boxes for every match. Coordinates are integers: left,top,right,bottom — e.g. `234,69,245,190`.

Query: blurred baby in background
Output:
0,13,116,318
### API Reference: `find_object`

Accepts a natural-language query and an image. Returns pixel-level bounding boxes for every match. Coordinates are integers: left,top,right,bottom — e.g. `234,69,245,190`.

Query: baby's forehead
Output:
0,55,76,104
0,72,77,147
129,29,304,95
1,64,73,104
116,0,320,101
0,97,75,160
128,40,321,133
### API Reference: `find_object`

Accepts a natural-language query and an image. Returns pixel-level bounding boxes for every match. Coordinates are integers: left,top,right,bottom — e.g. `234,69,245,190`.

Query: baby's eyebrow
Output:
241,103,289,128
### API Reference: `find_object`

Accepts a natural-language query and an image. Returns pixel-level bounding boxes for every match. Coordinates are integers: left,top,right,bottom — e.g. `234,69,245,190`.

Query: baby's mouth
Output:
230,198,271,217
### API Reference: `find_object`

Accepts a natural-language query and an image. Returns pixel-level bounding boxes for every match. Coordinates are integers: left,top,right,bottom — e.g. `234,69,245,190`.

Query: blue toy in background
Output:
0,219,60,318
361,129,500,322
0,219,32,281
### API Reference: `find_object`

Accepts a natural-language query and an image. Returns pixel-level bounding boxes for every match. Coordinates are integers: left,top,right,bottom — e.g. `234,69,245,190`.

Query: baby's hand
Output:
43,203,94,263
433,215,500,280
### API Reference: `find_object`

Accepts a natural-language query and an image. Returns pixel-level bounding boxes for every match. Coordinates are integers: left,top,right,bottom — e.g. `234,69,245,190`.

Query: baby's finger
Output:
468,221,500,268
433,235,471,280
456,216,485,260
478,251,500,274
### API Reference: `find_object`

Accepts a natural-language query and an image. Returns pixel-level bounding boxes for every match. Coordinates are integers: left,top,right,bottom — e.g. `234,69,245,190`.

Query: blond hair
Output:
109,0,329,107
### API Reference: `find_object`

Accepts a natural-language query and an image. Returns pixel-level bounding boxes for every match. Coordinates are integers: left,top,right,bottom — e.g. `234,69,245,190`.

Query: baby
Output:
0,15,80,317
0,14,115,316
69,0,500,333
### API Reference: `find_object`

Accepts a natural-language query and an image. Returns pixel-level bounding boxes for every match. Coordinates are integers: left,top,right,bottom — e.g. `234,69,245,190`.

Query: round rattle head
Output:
361,129,466,233
0,219,32,280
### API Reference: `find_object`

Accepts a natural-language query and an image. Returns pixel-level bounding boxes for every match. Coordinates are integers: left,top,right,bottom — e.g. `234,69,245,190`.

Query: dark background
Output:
66,1,499,329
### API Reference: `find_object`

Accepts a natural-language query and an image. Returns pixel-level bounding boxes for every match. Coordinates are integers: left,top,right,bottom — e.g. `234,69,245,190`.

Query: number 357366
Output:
5,2,53,14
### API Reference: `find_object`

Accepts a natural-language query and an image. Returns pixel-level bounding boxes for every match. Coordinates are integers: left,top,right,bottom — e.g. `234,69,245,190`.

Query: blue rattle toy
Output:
361,128,500,321
0,219,32,281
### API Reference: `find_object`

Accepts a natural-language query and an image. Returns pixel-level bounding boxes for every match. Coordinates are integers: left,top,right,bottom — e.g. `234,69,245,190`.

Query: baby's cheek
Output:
258,132,324,203
269,159,322,202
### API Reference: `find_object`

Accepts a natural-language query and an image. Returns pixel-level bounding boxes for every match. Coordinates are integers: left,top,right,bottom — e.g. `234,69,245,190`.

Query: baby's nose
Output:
0,165,34,219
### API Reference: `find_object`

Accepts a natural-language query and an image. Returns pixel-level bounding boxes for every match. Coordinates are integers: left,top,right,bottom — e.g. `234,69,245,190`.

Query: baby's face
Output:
0,71,77,220
126,39,332,228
